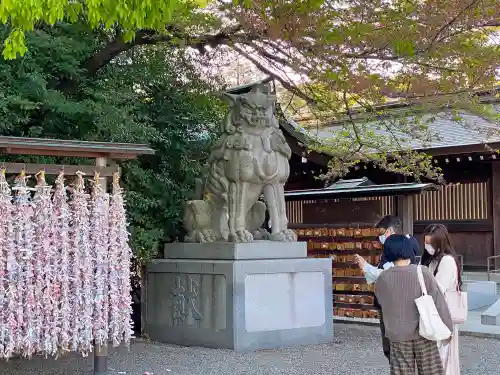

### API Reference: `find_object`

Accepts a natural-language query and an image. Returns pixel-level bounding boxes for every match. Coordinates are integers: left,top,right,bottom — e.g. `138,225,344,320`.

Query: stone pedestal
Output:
143,241,333,351
465,281,498,310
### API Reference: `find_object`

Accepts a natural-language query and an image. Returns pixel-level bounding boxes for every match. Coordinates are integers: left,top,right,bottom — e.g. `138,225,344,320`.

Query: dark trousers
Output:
379,311,390,361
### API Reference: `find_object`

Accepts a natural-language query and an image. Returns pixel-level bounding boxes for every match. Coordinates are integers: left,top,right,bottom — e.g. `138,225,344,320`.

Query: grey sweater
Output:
375,264,453,342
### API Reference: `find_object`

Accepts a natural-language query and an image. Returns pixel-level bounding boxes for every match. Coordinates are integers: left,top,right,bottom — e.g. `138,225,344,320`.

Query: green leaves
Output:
393,40,415,57
0,0,205,59
3,29,27,59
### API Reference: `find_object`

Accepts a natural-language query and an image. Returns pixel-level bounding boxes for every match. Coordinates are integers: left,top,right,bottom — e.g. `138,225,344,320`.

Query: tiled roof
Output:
286,103,500,152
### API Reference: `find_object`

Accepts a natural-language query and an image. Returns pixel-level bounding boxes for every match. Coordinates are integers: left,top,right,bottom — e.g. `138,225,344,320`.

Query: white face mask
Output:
379,228,392,244
425,243,436,255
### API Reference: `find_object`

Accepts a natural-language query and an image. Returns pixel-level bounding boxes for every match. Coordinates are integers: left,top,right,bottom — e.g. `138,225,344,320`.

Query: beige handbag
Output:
445,286,468,324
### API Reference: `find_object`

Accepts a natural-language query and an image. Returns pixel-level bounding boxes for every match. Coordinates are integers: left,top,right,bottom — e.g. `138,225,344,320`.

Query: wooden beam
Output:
413,220,493,233
95,157,108,190
0,135,154,159
283,133,330,166
491,162,500,268
0,163,117,176
0,148,140,160
418,143,500,157
397,195,414,235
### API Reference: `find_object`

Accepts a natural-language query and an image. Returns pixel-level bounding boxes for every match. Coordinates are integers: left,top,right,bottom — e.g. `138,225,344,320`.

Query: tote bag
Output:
415,265,452,341
445,289,467,324
443,260,468,325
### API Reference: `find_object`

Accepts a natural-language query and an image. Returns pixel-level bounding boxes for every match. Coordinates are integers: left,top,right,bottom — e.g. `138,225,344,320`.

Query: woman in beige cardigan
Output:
421,224,462,375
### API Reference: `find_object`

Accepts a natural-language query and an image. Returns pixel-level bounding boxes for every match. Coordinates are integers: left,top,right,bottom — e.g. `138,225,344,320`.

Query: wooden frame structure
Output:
0,135,154,375
285,179,438,234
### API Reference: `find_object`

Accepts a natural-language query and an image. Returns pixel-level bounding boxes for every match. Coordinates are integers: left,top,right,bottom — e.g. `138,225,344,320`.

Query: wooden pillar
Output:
397,195,414,235
94,157,108,375
491,162,500,269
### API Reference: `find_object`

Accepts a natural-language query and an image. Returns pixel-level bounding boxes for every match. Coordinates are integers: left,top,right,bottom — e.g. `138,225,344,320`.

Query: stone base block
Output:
465,281,498,310
164,240,307,260
481,299,500,326
144,244,333,351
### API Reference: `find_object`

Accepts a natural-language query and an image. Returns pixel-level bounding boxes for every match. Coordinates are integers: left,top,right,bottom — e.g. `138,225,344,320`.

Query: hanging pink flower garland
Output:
32,171,58,357
0,169,134,359
69,172,93,355
52,172,72,354
90,173,110,347
108,172,134,347
11,171,36,358
0,169,15,358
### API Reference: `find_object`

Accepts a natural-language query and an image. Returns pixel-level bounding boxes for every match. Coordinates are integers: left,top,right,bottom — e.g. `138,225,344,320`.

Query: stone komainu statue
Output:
183,83,298,243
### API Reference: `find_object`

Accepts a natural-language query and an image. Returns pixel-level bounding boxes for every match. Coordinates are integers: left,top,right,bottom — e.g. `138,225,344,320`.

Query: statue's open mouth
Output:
251,115,268,126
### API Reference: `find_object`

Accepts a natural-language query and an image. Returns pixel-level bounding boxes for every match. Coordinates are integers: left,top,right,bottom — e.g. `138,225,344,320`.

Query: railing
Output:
487,255,500,281
457,254,464,274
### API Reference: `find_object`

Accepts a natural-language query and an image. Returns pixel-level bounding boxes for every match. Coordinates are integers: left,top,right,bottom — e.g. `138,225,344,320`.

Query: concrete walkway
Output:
0,324,498,375
335,308,500,338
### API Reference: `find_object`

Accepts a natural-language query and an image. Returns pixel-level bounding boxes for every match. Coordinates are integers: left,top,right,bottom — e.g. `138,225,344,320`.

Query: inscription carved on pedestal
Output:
147,272,227,329
171,275,203,326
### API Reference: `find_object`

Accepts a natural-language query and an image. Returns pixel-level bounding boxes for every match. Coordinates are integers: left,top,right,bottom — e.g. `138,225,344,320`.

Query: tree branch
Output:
231,44,315,104
83,25,247,77
426,0,482,50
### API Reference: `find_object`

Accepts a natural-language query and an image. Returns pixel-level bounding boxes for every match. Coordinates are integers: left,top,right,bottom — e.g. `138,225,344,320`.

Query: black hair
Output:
422,223,462,289
375,215,403,234
383,234,414,262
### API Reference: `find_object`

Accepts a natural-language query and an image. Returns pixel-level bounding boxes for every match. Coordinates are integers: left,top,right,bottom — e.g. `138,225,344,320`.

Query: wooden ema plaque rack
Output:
293,225,383,319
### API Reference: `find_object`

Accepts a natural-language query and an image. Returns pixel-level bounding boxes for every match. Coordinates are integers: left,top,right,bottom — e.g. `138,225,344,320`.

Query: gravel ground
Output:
1,324,499,375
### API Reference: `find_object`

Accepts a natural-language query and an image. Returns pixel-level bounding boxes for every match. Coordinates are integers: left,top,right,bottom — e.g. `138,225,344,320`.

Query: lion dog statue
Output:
183,83,297,243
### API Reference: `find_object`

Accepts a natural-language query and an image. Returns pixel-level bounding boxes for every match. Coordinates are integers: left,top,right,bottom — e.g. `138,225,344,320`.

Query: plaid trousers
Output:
390,337,444,375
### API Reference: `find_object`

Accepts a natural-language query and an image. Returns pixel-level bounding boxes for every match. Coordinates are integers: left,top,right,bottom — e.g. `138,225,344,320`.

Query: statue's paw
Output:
270,230,297,242
189,229,216,243
282,229,298,242
199,229,217,243
269,232,286,242
228,229,253,243
253,228,270,241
